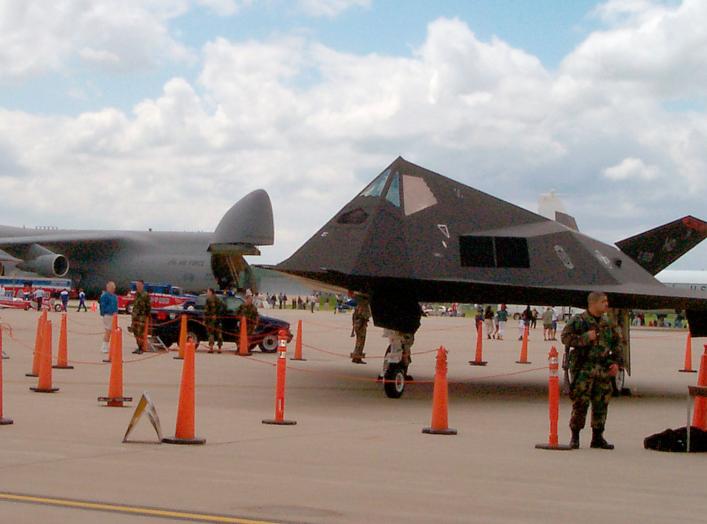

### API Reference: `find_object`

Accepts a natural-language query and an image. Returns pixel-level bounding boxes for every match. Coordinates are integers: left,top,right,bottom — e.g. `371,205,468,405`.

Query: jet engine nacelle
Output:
17,244,70,277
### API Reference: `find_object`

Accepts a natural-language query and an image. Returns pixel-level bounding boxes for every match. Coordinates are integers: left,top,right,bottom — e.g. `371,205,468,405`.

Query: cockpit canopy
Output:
352,167,438,219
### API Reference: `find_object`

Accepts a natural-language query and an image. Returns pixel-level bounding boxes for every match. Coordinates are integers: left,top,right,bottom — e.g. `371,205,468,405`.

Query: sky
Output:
0,0,705,269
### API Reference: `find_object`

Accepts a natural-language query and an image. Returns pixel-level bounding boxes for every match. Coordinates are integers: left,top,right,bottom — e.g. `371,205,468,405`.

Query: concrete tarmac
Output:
0,307,706,523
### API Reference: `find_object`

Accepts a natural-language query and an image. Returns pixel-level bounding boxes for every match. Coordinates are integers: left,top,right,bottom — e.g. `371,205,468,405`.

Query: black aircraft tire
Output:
259,335,278,353
384,365,406,399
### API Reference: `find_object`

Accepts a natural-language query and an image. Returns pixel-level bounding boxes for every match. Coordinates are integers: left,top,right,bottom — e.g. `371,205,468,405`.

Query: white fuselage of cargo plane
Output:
657,270,707,293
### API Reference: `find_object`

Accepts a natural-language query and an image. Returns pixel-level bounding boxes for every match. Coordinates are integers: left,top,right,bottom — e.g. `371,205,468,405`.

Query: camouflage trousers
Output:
206,321,223,348
351,320,368,359
131,318,147,350
569,365,613,431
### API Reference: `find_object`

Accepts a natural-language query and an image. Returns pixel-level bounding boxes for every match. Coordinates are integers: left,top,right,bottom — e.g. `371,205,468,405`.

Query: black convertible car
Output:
150,294,292,353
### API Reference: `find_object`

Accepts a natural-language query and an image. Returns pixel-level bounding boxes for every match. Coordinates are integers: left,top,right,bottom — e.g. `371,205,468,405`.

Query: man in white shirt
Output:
34,288,45,310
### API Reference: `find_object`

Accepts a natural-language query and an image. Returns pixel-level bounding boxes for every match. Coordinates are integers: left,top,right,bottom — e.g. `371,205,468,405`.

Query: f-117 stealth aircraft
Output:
272,157,707,395
0,190,274,296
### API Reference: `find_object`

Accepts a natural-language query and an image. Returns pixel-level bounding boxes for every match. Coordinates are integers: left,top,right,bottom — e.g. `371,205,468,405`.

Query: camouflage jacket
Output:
236,303,259,324
131,291,151,319
204,295,224,322
352,302,371,324
561,311,624,369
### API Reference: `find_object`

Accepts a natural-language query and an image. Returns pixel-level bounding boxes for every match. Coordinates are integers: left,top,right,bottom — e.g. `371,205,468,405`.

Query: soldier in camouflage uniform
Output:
130,280,151,354
561,292,624,450
236,291,259,349
204,288,224,353
350,295,371,364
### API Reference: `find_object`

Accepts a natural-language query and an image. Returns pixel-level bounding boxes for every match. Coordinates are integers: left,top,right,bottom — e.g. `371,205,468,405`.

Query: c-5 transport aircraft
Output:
270,157,707,396
0,190,274,295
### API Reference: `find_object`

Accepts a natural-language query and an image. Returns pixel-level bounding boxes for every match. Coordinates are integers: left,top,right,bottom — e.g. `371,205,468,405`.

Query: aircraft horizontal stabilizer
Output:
616,216,707,276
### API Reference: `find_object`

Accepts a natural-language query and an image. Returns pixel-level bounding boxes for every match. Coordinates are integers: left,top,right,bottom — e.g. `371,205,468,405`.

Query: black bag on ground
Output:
644,426,707,452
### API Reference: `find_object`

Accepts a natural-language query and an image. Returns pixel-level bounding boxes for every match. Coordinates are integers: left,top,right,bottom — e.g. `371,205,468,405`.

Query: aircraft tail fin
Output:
616,216,707,275
555,211,579,231
208,190,274,292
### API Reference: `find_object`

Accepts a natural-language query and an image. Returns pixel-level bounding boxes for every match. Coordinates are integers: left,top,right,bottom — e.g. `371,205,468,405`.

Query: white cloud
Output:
196,0,252,16
0,3,706,268
602,157,659,180
297,0,370,17
564,0,707,99
0,0,194,79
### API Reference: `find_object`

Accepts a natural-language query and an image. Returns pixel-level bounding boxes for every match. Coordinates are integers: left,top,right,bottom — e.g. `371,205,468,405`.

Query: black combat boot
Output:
569,429,580,449
590,428,614,449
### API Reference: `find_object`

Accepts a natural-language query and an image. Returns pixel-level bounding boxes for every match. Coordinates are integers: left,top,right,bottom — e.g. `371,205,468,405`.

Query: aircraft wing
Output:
0,230,132,278
0,231,130,246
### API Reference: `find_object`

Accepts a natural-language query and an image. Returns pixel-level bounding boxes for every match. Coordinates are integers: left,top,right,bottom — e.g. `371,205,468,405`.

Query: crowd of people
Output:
261,292,320,313
473,304,560,341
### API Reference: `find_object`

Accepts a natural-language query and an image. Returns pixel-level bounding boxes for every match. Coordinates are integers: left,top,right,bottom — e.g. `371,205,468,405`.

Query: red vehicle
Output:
0,277,72,299
0,296,32,310
0,277,73,311
118,282,196,314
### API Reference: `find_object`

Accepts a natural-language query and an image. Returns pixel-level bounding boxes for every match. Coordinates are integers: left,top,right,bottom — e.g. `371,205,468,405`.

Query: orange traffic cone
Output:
163,341,205,444
175,314,187,360
30,320,59,393
290,320,305,361
143,315,151,352
680,332,697,373
1,324,6,361
469,321,487,366
263,330,297,425
53,313,73,369
691,345,707,430
0,326,13,425
26,313,44,377
423,346,457,435
536,347,572,450
238,316,251,356
91,301,97,312
516,325,531,364
98,328,132,407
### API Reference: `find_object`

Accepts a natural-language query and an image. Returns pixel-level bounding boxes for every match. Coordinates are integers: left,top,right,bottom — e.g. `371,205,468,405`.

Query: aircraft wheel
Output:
186,331,200,350
259,335,278,353
54,304,62,312
384,364,406,399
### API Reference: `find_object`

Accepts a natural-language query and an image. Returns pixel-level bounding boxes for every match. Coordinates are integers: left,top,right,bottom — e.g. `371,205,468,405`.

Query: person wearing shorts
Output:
99,281,118,354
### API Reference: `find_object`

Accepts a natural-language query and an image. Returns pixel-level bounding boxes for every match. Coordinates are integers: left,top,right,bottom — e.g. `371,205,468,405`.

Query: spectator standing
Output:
494,304,508,340
34,287,45,311
483,306,494,340
99,282,118,354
